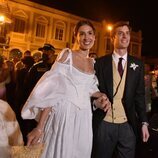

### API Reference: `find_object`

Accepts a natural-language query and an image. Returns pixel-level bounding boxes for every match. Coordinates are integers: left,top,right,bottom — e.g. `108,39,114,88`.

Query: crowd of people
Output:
0,19,157,158
0,43,57,157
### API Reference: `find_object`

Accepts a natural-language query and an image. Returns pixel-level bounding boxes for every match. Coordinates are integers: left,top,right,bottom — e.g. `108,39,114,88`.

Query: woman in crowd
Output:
21,20,110,158
0,55,10,100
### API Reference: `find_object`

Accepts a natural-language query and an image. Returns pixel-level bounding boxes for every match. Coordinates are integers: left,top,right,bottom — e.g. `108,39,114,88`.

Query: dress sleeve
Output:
22,71,55,118
21,64,69,119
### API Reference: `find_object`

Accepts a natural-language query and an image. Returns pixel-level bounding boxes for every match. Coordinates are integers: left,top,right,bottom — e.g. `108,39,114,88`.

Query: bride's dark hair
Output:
73,20,96,37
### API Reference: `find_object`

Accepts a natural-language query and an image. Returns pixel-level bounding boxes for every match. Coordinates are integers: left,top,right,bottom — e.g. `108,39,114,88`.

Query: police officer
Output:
25,43,56,97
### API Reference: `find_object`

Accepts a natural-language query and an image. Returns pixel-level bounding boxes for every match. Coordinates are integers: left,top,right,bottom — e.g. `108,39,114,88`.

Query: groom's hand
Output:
94,94,111,112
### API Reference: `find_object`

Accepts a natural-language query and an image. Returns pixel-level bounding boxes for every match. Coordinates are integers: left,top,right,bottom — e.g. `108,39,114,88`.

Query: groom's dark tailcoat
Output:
93,54,148,138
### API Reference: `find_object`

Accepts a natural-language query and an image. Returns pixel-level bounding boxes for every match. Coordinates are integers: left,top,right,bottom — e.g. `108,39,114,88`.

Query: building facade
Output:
0,0,142,60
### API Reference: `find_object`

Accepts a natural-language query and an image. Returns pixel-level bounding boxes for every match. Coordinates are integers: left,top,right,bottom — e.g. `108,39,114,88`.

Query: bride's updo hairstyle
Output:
73,20,96,37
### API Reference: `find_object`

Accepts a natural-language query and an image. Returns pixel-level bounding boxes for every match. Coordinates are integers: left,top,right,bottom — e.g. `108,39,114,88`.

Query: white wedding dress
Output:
22,48,99,158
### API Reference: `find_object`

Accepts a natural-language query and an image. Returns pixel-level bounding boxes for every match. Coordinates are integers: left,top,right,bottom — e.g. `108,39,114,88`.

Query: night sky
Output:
30,0,158,57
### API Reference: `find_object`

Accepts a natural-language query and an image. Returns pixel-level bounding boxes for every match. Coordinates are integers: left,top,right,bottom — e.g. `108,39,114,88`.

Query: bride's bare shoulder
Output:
56,49,70,63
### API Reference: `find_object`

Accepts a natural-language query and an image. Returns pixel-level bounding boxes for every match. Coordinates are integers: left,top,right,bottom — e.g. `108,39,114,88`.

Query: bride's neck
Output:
75,49,89,58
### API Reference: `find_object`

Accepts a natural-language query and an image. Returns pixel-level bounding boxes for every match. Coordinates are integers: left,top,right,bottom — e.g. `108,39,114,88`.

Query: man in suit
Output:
92,21,149,158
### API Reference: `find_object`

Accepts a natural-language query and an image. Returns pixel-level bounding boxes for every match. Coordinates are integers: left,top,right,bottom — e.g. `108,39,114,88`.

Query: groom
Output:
92,21,149,158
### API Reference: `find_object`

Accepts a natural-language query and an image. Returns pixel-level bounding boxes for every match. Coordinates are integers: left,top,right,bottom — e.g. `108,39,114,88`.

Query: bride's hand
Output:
27,128,44,146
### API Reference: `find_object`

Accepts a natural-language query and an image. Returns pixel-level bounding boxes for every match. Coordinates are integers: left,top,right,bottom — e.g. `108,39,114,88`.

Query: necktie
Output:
118,57,123,77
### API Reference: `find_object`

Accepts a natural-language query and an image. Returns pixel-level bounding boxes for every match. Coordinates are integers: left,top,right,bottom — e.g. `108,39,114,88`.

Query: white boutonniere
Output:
130,63,139,70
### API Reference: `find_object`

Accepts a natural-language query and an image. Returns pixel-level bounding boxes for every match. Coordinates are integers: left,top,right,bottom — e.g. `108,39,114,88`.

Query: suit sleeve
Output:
135,61,148,122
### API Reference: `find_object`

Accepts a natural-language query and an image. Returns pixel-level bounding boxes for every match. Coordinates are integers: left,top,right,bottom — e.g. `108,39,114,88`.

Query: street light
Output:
106,24,113,53
0,0,11,56
0,15,11,24
107,24,113,37
0,15,5,24
0,0,12,24
107,25,113,32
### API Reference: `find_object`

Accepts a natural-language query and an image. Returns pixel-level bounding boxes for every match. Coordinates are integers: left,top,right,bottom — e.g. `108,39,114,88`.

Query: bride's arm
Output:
91,91,105,98
36,107,52,130
27,107,52,146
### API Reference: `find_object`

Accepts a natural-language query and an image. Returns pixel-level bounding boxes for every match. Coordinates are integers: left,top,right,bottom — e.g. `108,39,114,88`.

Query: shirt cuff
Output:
142,122,149,127
92,100,98,111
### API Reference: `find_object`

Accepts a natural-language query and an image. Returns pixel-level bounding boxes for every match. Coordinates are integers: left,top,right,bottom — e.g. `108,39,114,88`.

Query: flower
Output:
130,63,139,70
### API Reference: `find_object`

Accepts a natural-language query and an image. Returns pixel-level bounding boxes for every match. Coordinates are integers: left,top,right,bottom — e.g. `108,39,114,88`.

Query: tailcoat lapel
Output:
124,55,136,100
104,55,113,102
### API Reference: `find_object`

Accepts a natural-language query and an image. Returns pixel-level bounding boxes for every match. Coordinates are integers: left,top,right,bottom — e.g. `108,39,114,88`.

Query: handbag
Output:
11,144,45,158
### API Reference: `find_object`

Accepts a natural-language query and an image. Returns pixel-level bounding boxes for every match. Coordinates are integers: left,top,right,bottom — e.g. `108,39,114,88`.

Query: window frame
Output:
53,21,66,41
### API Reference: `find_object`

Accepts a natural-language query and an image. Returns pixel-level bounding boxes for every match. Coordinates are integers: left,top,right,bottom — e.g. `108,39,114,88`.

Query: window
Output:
35,23,46,38
35,16,48,38
54,21,65,41
0,24,7,45
55,27,63,40
0,24,7,36
13,18,25,33
13,10,27,34
70,24,75,44
71,35,75,44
